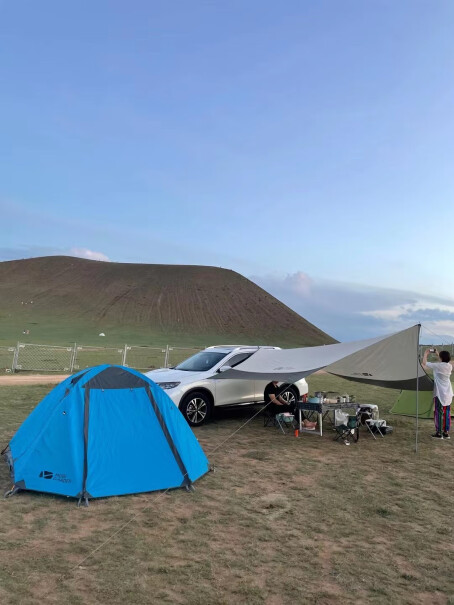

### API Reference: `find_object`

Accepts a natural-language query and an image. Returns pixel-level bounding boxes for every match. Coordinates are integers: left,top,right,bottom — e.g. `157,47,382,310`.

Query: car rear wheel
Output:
180,391,212,427
280,385,298,406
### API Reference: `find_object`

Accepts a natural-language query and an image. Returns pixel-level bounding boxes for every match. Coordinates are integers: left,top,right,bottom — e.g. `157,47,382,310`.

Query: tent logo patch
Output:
39,470,71,483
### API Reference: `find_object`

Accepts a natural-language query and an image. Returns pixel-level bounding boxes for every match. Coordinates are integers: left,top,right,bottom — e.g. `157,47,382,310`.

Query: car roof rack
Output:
206,345,280,350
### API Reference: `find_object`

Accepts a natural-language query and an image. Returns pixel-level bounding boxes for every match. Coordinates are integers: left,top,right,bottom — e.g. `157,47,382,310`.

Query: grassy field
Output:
0,316,248,349
1,375,453,604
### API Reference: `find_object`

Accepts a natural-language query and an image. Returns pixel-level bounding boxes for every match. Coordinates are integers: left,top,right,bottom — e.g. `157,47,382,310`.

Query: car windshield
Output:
175,351,228,372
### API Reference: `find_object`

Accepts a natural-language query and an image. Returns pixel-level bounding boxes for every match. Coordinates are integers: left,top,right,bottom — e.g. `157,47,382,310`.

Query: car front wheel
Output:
180,391,212,427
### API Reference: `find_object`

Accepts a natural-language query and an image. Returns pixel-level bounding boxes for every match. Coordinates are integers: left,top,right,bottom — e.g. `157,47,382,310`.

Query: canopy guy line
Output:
421,323,453,346
7,325,429,582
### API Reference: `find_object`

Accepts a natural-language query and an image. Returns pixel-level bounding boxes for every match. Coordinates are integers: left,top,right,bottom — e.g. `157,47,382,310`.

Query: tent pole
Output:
415,324,420,453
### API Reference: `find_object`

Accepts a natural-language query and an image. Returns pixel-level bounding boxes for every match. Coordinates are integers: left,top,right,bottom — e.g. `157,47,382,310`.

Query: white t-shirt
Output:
426,361,453,406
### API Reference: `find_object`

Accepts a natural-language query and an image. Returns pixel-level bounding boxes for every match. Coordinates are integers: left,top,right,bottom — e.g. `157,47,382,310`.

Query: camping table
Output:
296,401,360,437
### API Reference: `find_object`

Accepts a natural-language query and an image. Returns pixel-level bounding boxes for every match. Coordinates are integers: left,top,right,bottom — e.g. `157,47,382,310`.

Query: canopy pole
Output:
415,324,421,453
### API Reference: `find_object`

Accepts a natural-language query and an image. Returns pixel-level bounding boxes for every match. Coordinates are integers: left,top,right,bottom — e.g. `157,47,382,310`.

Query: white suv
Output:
146,345,308,426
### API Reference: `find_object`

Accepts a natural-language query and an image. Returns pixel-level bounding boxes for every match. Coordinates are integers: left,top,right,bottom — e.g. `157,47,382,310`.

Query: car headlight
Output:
156,382,181,390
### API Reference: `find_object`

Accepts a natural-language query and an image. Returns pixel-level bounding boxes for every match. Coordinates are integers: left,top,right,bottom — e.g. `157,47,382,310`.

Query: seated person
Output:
264,381,317,429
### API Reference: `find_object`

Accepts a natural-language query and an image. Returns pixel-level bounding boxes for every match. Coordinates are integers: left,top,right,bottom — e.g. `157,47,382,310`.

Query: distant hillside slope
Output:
0,256,335,346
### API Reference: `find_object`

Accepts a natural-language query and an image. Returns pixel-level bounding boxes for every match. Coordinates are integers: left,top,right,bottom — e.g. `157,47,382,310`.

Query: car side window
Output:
223,353,252,369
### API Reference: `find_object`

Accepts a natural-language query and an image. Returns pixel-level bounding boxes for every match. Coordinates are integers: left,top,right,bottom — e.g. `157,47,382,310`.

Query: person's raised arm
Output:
422,348,436,370
421,349,430,370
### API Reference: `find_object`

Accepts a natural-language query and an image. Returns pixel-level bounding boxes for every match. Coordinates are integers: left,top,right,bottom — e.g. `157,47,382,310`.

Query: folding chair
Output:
364,419,386,439
263,407,296,435
334,410,359,445
275,412,297,434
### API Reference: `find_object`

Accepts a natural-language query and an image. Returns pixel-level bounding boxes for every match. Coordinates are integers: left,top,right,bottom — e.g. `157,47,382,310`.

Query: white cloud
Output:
426,321,454,342
283,271,313,296
69,248,110,262
362,302,454,322
250,271,454,342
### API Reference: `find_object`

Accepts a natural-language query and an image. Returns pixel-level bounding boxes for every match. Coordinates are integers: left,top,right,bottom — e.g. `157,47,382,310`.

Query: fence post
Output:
164,345,170,368
70,343,77,372
122,344,128,366
12,342,20,373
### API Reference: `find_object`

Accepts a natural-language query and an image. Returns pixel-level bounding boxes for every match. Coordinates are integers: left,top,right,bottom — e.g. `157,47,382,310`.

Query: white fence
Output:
1,343,203,373
4,343,453,374
418,344,454,358
0,346,17,373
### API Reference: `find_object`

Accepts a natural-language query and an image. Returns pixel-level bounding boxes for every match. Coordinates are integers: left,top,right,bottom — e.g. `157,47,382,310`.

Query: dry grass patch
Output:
1,377,454,604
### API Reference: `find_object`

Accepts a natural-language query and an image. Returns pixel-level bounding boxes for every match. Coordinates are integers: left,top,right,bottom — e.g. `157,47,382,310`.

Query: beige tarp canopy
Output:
214,324,433,391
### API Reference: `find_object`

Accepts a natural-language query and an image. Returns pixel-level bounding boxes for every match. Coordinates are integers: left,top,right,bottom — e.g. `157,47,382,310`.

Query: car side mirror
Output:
218,365,232,373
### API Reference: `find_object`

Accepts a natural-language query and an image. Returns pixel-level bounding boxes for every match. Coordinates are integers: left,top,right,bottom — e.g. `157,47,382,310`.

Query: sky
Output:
1,0,453,342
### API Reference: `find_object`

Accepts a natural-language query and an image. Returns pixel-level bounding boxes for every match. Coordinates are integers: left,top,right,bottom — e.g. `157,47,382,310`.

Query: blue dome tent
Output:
2,365,210,504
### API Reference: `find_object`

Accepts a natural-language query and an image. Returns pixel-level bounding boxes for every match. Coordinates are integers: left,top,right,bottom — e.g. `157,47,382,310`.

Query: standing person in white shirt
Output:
422,348,453,439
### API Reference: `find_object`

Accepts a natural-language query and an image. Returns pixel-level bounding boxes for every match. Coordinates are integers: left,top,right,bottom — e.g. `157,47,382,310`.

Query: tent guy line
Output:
66,480,185,576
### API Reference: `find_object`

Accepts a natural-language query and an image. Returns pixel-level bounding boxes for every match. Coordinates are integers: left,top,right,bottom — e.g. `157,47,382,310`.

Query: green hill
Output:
0,256,335,347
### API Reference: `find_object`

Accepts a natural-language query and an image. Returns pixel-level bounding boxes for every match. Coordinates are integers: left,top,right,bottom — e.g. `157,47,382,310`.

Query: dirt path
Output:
0,375,69,386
